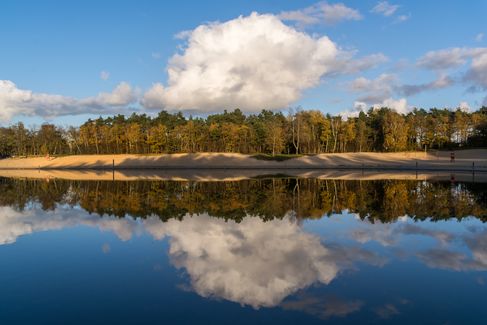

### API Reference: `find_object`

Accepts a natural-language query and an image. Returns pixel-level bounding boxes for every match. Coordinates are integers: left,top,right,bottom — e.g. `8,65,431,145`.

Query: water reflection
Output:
157,215,387,308
417,228,487,271
0,176,486,318
1,177,486,222
0,205,384,307
281,293,365,319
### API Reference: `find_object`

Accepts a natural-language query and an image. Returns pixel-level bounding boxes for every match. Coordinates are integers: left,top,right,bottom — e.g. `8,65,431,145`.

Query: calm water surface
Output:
0,176,486,324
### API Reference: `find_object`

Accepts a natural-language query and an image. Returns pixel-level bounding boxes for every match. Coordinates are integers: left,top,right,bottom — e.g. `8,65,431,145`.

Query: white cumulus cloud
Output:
346,71,457,116
464,51,487,89
459,101,470,112
342,74,412,117
348,73,397,103
142,12,339,113
373,97,409,114
0,80,136,122
416,47,487,103
81,82,136,106
343,97,409,118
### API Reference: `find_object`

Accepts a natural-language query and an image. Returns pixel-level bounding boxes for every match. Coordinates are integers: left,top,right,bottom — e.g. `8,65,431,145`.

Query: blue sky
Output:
1,0,486,126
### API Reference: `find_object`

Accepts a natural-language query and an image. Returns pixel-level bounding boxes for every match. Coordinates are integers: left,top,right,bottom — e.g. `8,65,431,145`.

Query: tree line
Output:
1,107,487,157
1,177,486,223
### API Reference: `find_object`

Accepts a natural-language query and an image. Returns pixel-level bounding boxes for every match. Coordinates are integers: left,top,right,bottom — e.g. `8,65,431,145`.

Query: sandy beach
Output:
0,150,486,171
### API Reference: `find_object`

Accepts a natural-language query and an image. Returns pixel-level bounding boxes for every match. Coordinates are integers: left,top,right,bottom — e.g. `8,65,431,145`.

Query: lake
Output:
0,175,486,324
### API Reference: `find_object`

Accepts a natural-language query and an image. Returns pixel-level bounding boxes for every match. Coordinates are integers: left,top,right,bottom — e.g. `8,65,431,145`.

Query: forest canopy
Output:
1,106,486,157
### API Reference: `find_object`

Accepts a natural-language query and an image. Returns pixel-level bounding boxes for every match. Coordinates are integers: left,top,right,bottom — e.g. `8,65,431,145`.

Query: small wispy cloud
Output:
151,52,161,59
100,70,110,80
459,101,470,112
400,75,454,96
396,14,410,23
417,47,487,70
371,1,399,17
279,1,362,26
475,33,484,42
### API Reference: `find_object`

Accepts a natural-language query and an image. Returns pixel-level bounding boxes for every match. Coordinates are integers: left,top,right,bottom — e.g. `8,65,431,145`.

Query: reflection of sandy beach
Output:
0,168,485,183
0,150,486,173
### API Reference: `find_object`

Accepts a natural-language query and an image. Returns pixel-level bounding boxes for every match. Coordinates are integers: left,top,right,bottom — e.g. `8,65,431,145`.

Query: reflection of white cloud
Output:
466,230,487,268
148,215,339,308
404,225,487,272
0,207,38,244
417,249,472,271
374,303,400,319
477,276,485,286
398,223,454,246
102,243,111,254
351,219,397,246
348,216,487,272
351,220,455,247
282,294,363,319
151,214,384,308
3,205,486,309
0,206,142,244
0,207,383,308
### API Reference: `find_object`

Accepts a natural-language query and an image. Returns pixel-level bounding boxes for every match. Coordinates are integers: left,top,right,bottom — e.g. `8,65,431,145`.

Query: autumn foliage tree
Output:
1,106,486,157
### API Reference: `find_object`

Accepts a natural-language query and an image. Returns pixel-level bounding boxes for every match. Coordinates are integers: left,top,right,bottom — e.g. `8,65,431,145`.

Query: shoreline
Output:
0,168,485,182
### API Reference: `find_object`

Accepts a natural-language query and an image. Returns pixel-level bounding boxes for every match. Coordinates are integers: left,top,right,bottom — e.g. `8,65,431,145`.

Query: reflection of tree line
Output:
0,177,486,222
